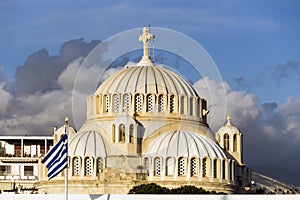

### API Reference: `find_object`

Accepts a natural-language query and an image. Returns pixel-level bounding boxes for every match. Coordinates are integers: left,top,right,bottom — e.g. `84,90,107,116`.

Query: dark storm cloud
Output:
0,39,101,135
261,102,277,112
15,39,100,96
193,78,300,185
272,60,300,85
235,98,300,185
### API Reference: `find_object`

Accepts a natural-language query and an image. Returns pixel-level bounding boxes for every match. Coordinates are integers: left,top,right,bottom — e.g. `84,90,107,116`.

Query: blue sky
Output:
1,0,299,104
1,0,300,185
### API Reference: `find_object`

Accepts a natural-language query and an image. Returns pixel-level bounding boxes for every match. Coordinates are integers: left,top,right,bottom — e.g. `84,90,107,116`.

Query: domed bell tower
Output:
53,116,76,144
216,116,243,165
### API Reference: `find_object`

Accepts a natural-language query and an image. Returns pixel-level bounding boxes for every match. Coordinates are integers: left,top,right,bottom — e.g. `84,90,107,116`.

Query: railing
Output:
2,150,47,158
0,175,38,181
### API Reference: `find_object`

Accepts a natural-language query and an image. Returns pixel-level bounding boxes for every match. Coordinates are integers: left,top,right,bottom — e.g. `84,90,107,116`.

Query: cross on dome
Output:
227,115,231,125
137,27,155,66
65,116,69,125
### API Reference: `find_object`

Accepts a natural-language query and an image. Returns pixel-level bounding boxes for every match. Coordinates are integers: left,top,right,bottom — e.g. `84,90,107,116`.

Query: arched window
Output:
224,134,230,151
113,94,120,112
135,93,143,112
103,94,109,112
180,96,185,114
123,94,130,111
119,124,125,143
170,95,175,113
84,157,93,176
233,134,237,152
90,96,94,115
178,157,185,176
144,157,150,171
158,95,164,112
195,98,200,117
129,124,134,144
213,159,218,178
189,97,193,116
96,157,104,174
190,158,197,177
231,161,235,181
96,95,100,114
72,157,81,176
166,157,174,176
144,157,150,176
154,157,161,176
112,124,115,143
222,160,226,179
202,158,207,177
146,94,154,112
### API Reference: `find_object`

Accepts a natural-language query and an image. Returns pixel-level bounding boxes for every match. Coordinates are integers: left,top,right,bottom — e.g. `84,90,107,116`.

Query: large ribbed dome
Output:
145,130,227,159
69,130,108,157
95,65,198,97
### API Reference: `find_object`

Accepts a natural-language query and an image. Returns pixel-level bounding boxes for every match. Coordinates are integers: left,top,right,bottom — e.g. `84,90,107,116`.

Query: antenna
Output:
152,36,155,61
148,24,155,61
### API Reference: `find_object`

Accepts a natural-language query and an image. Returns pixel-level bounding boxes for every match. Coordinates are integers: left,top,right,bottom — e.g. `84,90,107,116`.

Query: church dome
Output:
216,116,240,136
86,27,209,125
95,65,198,97
145,130,227,159
69,130,108,157
55,125,76,136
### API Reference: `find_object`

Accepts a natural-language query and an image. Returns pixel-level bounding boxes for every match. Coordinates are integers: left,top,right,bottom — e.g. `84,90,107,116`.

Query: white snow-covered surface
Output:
252,171,300,194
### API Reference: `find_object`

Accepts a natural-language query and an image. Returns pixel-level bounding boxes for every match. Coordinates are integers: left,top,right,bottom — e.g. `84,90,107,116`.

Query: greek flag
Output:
42,133,68,180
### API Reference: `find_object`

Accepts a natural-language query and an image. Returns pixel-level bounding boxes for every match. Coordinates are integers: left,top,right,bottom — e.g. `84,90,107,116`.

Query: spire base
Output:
137,56,155,66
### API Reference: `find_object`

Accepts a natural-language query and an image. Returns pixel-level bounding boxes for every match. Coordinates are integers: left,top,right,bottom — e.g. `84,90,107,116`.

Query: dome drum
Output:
87,91,208,124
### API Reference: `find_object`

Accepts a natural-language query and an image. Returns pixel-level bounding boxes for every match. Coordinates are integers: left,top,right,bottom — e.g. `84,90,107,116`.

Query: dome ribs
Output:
159,67,179,95
181,130,190,157
69,130,107,157
133,66,144,92
97,133,107,155
93,131,97,157
168,69,195,97
135,65,148,93
70,134,80,154
165,130,177,156
95,65,200,99
121,67,139,93
154,66,168,94
165,69,189,96
187,132,201,158
83,130,92,156
157,130,173,156
144,66,148,94
101,69,125,93
145,131,228,161
112,68,131,93
150,66,159,94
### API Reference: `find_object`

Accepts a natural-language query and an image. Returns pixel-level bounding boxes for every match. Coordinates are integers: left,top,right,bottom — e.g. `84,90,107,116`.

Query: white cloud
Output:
0,82,12,113
193,77,259,131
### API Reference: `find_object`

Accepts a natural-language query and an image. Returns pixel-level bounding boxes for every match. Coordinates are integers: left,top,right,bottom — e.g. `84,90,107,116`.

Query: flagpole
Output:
65,117,69,200
65,160,68,200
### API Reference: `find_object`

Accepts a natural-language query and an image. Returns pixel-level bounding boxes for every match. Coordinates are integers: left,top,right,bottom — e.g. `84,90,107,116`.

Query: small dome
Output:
95,65,198,97
69,130,108,157
145,130,227,159
216,116,240,136
55,125,76,136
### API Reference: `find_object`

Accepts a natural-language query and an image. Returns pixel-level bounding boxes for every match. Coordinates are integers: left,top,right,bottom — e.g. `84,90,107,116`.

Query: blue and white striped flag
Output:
42,133,68,180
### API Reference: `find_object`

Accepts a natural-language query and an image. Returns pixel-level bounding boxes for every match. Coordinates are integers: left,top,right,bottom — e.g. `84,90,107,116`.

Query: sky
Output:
0,0,300,186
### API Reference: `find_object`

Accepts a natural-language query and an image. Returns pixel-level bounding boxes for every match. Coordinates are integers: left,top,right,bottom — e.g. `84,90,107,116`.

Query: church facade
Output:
37,27,251,194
